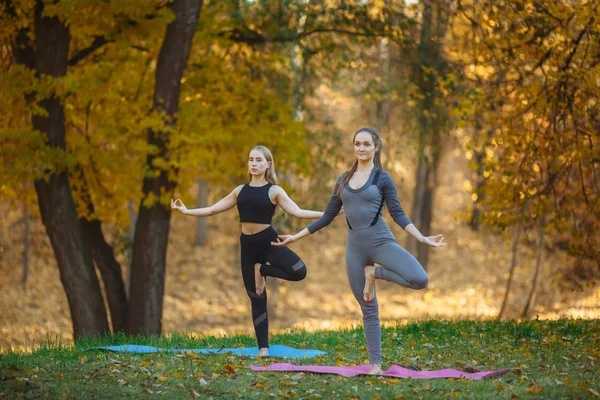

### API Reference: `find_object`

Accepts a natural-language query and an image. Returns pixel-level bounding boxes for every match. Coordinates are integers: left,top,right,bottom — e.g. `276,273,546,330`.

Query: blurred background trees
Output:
0,0,597,341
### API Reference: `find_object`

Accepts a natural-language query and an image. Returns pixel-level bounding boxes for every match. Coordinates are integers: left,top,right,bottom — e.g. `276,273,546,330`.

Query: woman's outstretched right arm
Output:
305,174,345,234
272,174,345,247
171,185,243,217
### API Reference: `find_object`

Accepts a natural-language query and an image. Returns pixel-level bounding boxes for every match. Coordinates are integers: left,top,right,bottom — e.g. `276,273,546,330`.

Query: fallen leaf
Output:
588,389,600,398
527,385,543,394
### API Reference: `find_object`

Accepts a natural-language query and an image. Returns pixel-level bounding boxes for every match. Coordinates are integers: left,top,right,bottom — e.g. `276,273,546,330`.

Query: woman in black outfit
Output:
171,145,322,356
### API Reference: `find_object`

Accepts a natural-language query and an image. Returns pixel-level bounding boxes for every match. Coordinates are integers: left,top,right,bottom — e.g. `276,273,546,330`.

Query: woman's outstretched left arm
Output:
271,186,323,219
404,224,446,247
380,172,446,248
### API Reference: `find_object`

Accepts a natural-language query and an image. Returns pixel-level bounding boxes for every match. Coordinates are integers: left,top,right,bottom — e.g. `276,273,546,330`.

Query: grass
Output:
1,319,598,399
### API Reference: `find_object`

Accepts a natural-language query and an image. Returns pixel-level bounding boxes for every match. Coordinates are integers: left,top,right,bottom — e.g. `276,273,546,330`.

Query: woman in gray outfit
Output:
272,127,446,374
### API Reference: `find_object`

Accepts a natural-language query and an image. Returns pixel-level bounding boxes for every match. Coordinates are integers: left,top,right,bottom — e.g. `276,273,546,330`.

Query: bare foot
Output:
258,347,269,357
255,263,266,295
368,364,382,375
363,265,376,302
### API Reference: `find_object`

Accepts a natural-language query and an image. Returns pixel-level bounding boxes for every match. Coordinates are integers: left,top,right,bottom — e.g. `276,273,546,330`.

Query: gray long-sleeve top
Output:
307,169,412,234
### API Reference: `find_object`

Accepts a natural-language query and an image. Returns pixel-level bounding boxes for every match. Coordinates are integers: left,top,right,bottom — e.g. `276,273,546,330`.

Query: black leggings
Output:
240,226,307,349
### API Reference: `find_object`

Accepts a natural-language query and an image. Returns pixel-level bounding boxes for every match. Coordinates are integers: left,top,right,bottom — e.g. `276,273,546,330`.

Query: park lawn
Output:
1,319,598,399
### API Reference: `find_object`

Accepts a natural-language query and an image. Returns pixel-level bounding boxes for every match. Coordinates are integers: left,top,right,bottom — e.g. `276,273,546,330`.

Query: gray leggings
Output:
346,220,428,364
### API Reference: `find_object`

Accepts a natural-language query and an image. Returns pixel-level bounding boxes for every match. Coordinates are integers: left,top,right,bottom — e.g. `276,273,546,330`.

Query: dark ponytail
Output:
337,127,384,197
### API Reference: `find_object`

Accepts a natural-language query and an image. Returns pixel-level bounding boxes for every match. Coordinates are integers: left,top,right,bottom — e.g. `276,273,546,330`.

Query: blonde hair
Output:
248,145,279,185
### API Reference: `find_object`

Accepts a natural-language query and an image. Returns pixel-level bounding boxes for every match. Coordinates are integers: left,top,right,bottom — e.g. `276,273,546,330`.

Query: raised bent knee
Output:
412,274,428,290
289,259,307,281
293,265,307,281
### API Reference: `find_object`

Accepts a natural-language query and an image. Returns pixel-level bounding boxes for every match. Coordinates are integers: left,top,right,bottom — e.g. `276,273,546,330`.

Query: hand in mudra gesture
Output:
171,198,187,212
271,235,295,247
421,234,446,247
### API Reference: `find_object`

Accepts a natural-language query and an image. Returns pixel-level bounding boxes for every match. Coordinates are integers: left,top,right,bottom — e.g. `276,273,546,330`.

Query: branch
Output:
68,10,164,67
221,26,388,45
68,35,113,66
456,1,479,27
536,4,565,25
560,15,594,72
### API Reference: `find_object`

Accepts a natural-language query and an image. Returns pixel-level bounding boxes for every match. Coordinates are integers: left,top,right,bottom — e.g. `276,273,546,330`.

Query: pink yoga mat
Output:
250,363,510,380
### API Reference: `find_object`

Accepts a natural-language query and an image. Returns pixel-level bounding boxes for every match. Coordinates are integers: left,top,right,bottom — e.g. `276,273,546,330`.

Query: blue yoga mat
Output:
86,344,325,358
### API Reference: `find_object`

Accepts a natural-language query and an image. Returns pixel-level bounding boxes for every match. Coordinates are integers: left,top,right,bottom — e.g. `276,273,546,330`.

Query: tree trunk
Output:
126,199,137,294
376,0,399,165
498,220,524,319
470,114,495,231
195,179,208,246
469,114,486,231
81,218,129,332
31,0,109,338
521,228,545,318
128,0,203,335
469,147,485,231
408,154,428,257
405,0,447,269
417,148,440,268
375,37,391,143
72,164,129,333
21,203,30,286
291,41,305,121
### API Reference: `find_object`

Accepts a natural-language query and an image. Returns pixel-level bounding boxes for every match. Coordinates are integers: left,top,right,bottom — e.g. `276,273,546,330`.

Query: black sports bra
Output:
236,183,276,224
